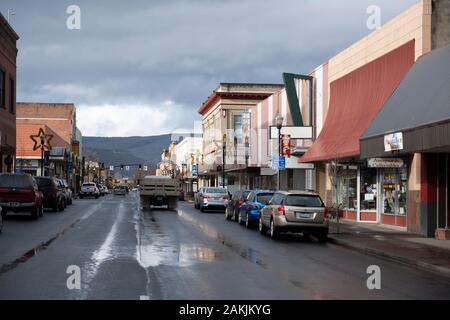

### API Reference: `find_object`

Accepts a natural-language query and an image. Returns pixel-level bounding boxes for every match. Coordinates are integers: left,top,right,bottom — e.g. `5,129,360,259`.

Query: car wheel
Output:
259,218,268,235
95,195,99,199
245,213,251,229
238,213,244,225
39,204,44,217
200,205,205,213
31,206,39,220
315,229,328,243
270,219,279,240
234,211,239,222
225,209,231,220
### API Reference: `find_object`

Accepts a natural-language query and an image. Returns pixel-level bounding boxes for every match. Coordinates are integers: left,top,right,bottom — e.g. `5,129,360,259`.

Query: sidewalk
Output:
327,219,450,279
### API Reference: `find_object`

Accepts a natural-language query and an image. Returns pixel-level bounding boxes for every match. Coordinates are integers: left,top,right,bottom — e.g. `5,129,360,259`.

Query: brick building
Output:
15,103,83,191
0,13,19,173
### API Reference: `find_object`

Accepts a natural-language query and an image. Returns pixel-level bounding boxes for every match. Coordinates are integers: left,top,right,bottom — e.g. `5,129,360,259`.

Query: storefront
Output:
301,41,416,228
360,43,450,238
332,159,408,227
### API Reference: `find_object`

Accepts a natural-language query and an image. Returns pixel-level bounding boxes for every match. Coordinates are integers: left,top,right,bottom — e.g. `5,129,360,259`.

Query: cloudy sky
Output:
1,0,417,137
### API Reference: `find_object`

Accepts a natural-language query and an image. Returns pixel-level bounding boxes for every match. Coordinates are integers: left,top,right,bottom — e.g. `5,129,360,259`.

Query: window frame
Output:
0,66,6,109
9,76,15,114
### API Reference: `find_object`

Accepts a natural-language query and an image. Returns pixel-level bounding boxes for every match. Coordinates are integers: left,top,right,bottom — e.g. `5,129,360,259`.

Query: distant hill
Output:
82,134,172,168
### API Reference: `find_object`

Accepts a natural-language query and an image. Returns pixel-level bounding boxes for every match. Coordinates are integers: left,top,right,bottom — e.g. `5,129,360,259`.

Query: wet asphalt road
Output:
0,191,449,300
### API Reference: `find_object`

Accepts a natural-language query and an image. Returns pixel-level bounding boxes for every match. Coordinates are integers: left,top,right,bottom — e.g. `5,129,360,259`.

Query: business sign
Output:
261,168,277,176
384,132,403,152
368,158,404,168
270,126,313,139
191,164,198,177
109,165,114,171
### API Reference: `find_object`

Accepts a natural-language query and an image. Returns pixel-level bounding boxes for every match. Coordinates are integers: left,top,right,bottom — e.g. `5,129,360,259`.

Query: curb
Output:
327,236,450,280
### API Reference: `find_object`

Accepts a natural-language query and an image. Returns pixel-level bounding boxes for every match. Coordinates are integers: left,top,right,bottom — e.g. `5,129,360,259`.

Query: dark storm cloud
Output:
0,0,417,136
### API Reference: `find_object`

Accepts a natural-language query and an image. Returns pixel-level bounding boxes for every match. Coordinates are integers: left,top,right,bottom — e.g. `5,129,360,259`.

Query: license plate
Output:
157,196,163,201
296,212,313,219
8,202,20,207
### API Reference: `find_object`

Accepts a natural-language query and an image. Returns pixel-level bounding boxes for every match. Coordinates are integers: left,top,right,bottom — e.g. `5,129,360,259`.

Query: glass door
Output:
380,167,407,226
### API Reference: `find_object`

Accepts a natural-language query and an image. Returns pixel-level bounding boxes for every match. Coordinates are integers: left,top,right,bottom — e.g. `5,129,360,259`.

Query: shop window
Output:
9,78,15,114
360,167,377,210
337,168,357,210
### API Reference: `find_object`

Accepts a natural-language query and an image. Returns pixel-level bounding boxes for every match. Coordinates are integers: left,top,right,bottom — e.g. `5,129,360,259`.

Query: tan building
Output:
197,83,284,192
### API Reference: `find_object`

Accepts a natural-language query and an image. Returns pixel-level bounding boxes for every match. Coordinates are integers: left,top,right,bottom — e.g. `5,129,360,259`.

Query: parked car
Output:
194,187,205,209
58,179,73,205
259,190,329,241
98,185,106,196
225,190,251,221
196,187,229,212
113,186,127,195
0,173,44,219
238,190,275,228
101,185,109,195
35,176,65,212
80,182,100,199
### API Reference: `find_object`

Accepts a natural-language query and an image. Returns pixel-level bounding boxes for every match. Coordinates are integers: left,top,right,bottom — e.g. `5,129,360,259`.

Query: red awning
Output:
301,40,415,163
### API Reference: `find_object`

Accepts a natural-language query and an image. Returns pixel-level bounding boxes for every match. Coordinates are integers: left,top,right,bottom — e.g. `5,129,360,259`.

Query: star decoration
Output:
30,128,54,151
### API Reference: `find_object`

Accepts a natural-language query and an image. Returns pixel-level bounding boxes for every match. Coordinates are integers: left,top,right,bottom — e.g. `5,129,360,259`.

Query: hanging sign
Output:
384,132,403,152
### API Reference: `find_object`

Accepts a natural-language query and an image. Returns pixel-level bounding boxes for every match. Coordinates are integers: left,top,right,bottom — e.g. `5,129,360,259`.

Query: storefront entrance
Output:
379,167,408,227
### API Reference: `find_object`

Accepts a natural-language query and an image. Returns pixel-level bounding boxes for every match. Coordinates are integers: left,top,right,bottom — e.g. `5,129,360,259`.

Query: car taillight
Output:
0,188,10,193
222,195,229,200
277,205,285,215
324,207,329,218
203,195,209,199
18,188,34,194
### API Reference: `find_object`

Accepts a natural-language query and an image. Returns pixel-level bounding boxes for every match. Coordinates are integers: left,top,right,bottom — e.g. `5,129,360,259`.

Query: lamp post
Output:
40,135,45,176
275,113,284,191
222,134,226,188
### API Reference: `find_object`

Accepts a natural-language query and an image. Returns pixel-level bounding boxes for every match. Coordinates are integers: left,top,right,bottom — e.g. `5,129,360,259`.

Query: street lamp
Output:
40,134,46,176
275,113,284,190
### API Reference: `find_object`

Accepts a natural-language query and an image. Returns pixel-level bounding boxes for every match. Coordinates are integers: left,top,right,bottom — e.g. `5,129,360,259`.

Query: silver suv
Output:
259,190,329,241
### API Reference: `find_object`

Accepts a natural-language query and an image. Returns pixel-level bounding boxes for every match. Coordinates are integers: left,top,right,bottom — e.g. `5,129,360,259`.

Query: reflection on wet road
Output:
0,191,449,300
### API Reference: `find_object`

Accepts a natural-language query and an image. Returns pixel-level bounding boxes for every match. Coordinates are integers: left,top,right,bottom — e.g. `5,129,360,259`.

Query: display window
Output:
337,168,357,210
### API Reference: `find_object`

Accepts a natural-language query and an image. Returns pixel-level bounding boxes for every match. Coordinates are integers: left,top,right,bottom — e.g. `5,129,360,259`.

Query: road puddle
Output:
177,210,267,268
135,210,219,268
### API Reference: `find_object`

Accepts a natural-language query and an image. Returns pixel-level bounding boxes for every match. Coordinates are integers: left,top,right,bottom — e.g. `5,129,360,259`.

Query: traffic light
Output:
120,165,124,170
139,164,142,169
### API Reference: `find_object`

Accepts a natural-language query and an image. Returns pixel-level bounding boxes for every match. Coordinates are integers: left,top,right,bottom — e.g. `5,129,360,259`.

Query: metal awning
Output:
301,40,415,163
360,43,450,158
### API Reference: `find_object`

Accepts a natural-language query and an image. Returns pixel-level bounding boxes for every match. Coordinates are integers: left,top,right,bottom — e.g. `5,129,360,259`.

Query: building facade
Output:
173,135,203,197
197,83,284,193
15,103,83,191
0,13,19,173
300,0,450,238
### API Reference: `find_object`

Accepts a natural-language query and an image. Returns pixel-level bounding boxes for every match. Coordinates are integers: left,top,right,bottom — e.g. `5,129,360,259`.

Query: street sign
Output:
279,156,286,170
109,165,114,171
125,166,130,171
